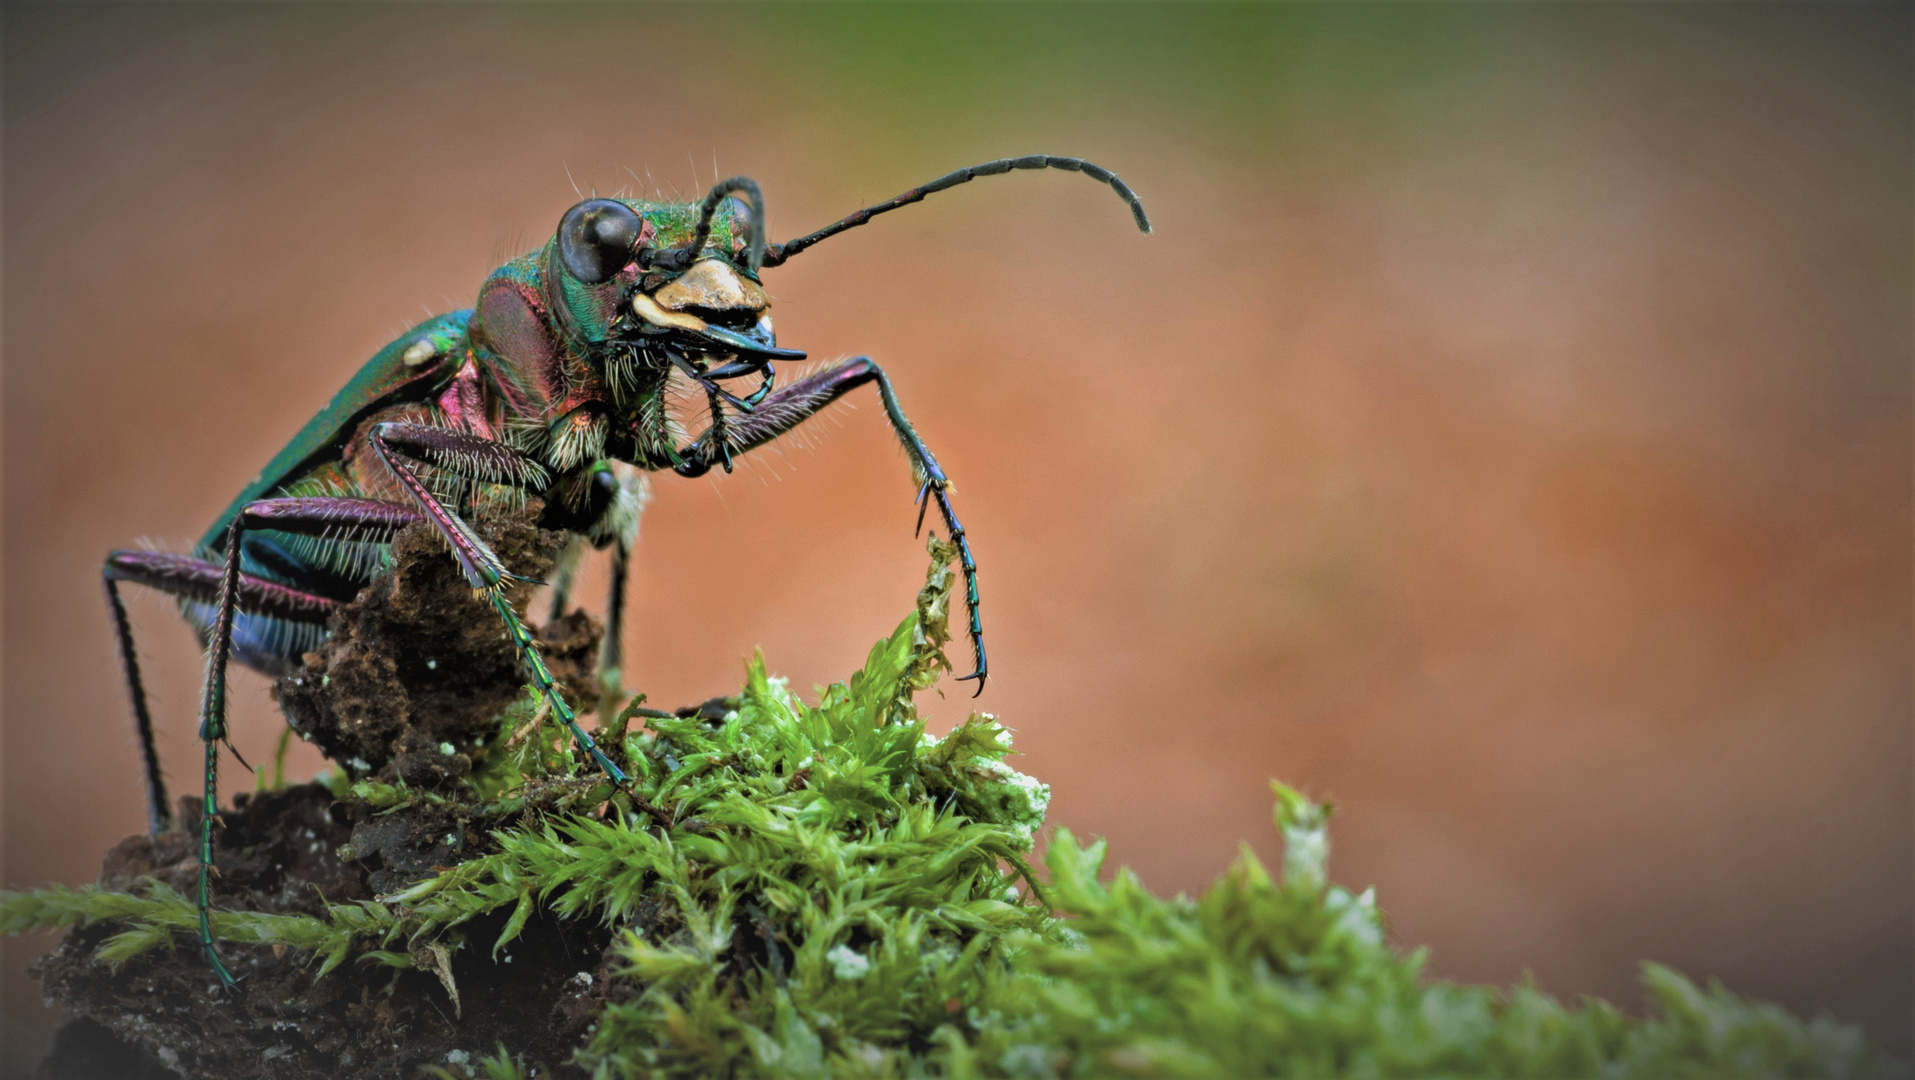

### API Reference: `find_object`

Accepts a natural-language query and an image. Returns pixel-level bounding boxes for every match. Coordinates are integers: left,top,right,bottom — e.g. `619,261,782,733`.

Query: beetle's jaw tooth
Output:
631,292,710,335
630,290,806,363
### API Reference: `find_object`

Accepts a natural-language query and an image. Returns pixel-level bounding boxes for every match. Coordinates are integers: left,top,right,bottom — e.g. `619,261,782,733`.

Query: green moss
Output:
942,792,1895,1079
423,1046,529,1080
2,538,1904,1078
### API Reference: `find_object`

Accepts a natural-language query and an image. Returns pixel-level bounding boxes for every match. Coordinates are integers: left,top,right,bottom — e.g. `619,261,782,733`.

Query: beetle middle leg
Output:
671,356,990,693
367,422,631,785
545,536,586,624
543,461,648,724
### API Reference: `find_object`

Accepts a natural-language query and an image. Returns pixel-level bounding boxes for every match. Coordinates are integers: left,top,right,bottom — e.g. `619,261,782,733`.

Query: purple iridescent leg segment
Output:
185,496,431,987
368,424,629,784
103,548,347,833
370,422,549,589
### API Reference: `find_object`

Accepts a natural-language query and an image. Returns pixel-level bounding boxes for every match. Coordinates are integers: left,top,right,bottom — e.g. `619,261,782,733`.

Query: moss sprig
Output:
3,534,1903,1078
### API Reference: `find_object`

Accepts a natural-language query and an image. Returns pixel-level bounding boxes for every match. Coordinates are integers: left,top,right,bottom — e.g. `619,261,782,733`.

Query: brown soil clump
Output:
34,781,617,1078
274,510,596,782
28,511,621,1079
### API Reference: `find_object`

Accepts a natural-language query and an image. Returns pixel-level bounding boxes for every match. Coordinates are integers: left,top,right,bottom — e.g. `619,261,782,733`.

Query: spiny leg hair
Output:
186,496,433,986
103,546,350,834
369,423,631,782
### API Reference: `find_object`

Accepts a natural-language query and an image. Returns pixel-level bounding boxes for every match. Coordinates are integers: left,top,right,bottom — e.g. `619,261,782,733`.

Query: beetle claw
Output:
223,739,254,774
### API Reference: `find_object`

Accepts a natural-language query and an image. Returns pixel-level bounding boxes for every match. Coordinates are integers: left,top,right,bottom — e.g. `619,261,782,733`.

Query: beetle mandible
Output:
101,155,1151,985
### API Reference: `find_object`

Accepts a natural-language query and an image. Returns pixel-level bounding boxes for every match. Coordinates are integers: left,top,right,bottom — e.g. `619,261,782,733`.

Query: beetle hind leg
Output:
105,538,351,988
103,574,174,835
102,549,344,833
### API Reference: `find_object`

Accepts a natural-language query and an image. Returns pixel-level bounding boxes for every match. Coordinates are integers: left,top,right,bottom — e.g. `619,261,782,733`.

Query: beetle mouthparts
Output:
630,292,804,361
631,292,708,334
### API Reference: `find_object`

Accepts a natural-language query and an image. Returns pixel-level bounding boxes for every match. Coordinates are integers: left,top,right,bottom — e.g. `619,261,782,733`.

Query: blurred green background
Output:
4,3,1908,1067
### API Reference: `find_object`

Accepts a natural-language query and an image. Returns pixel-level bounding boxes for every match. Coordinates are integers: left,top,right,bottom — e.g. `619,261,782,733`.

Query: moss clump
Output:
938,794,1897,1080
3,537,1906,1078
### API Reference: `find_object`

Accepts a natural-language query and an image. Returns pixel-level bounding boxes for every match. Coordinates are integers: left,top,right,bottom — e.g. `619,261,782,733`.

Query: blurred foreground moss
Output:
4,539,1904,1078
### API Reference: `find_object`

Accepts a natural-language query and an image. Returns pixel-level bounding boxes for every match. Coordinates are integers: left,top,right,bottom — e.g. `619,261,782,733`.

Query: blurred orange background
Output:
4,4,1908,1068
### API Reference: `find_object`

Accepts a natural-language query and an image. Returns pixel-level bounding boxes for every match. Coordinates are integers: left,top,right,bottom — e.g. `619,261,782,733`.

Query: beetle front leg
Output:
673,357,989,692
369,422,631,785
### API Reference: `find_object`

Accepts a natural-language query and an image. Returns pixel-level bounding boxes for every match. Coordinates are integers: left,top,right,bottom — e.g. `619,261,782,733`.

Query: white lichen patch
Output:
759,673,800,713
826,944,871,980
970,757,1051,844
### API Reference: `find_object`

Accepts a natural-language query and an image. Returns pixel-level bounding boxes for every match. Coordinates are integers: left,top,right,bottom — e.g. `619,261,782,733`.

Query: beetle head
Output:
546,158,1151,377
546,186,798,386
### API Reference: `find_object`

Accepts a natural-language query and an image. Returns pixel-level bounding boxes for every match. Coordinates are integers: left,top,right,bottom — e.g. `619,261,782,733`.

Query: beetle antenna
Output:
762,155,1150,267
660,176,767,273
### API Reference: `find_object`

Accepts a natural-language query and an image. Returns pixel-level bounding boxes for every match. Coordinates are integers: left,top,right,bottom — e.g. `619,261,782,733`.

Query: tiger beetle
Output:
101,155,1151,987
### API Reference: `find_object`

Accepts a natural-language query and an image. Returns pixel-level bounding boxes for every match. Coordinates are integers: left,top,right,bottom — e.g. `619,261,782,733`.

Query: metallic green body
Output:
198,311,471,553
197,200,755,556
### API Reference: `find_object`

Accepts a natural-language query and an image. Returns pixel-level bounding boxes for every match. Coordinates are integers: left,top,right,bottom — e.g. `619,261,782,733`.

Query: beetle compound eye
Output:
557,199,643,285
